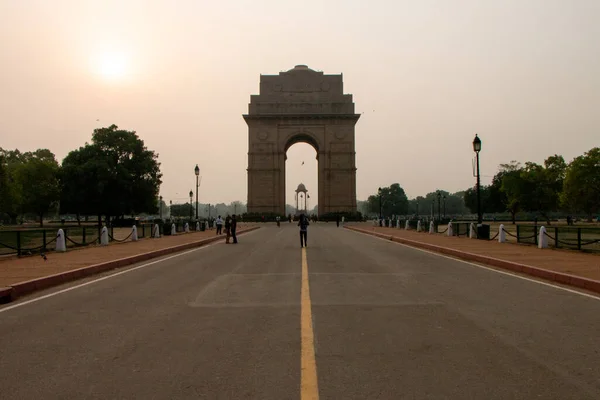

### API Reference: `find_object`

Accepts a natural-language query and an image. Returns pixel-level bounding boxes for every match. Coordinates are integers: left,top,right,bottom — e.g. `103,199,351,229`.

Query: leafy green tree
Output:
60,125,163,224
561,148,600,220
499,161,524,224
518,155,566,224
367,183,409,217
15,152,61,226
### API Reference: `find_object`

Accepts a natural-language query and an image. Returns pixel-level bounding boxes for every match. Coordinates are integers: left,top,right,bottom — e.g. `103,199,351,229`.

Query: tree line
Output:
364,147,600,224
0,125,162,226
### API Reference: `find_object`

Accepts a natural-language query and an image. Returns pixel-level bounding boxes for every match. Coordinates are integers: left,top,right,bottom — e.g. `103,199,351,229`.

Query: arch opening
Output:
285,142,318,217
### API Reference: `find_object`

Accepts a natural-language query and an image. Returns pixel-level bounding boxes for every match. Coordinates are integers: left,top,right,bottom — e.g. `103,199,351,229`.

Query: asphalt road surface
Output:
2,223,600,399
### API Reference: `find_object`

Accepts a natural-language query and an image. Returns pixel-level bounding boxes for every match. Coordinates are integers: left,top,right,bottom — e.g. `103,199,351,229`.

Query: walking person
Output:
298,214,309,248
231,214,238,244
215,215,223,235
225,215,231,243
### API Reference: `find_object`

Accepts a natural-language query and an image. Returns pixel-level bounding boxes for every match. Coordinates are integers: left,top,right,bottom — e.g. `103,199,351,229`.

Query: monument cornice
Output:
243,114,360,121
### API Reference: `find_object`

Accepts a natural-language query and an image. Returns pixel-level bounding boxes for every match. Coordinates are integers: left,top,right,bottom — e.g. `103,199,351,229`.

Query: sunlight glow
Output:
91,52,129,81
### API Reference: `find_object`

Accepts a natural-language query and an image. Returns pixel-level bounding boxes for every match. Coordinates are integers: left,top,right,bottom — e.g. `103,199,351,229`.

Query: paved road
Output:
1,224,600,399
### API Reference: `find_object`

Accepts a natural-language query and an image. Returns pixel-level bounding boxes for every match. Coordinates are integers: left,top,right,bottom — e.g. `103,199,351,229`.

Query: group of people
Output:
213,215,238,244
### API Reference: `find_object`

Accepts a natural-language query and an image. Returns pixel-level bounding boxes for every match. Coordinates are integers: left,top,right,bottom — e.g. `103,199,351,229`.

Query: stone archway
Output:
244,65,360,216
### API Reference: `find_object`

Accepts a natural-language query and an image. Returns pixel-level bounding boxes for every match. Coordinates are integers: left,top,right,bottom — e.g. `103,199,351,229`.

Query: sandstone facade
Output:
244,65,360,216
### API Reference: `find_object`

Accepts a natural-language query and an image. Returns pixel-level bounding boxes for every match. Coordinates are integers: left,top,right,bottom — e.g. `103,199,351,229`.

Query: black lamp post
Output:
473,134,482,224
189,190,193,220
443,195,446,219
169,200,172,219
159,195,163,219
378,187,383,223
194,164,200,220
416,200,419,218
436,191,441,222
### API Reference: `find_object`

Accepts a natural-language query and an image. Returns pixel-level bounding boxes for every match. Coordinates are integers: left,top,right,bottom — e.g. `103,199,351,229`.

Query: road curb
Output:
1,227,260,303
346,226,600,295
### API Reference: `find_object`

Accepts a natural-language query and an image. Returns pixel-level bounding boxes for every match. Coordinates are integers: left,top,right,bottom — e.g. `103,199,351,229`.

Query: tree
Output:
367,183,409,217
518,155,566,224
499,161,524,224
60,125,163,224
15,151,61,226
561,148,600,220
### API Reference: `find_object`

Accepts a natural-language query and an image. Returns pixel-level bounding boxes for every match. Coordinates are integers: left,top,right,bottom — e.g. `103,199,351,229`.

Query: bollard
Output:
100,226,109,246
404,220,409,230
538,226,548,248
171,223,176,235
469,223,476,239
498,224,506,243
429,221,434,234
417,220,422,232
185,222,190,232
196,221,200,231
55,229,66,252
447,222,453,237
153,224,160,238
132,225,138,241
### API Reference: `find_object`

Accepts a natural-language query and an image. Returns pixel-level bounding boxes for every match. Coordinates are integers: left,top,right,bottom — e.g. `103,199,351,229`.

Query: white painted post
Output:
342,216,345,226
397,218,401,229
498,224,506,243
469,223,476,239
100,226,109,246
429,221,434,234
196,221,200,231
405,220,410,230
447,222,453,236
185,222,190,232
538,226,548,249
55,229,66,252
131,225,138,241
153,224,160,238
171,224,176,235
417,220,422,232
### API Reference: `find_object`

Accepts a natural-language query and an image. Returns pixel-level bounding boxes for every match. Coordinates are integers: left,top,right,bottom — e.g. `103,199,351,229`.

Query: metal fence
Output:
0,224,155,256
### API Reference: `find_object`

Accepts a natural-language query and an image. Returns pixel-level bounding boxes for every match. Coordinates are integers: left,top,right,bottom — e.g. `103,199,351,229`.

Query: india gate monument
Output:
243,65,360,216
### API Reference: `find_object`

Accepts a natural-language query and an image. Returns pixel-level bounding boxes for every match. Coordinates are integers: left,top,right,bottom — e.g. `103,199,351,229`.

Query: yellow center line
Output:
301,247,319,399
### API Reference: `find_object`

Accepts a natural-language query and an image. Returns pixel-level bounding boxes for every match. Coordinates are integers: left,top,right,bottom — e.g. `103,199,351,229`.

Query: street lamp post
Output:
159,195,163,220
473,134,482,224
189,190,193,220
436,191,441,222
378,187,383,225
416,201,419,218
194,165,200,220
443,195,446,219
170,200,172,219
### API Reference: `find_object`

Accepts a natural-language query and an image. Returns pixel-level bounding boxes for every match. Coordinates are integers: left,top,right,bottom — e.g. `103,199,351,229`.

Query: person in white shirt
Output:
215,215,223,235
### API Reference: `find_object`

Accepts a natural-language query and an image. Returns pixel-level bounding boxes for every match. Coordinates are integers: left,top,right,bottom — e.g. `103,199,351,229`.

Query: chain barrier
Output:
543,231,600,248
0,234,60,255
108,231,133,243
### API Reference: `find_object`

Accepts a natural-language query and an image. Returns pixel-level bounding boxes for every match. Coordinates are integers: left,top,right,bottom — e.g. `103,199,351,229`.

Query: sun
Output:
92,52,129,81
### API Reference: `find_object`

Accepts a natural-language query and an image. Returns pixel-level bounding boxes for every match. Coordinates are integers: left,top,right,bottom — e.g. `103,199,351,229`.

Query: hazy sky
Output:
1,0,599,206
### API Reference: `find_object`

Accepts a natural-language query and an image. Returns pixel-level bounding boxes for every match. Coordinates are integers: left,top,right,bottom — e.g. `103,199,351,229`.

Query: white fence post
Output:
538,226,548,248
185,223,190,233
469,223,476,239
447,222,453,237
55,229,66,252
153,224,160,238
100,226,109,246
131,225,138,241
171,224,176,235
498,224,506,243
